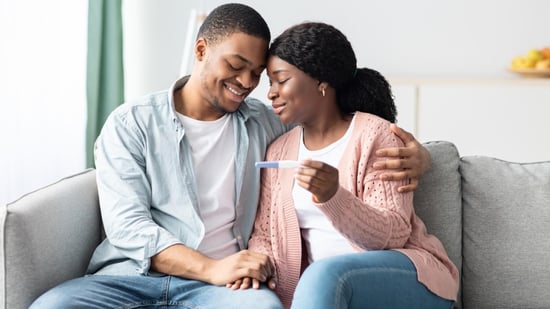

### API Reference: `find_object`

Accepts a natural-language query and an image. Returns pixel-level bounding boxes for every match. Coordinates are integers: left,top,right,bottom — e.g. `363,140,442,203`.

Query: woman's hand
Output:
226,277,277,290
294,160,339,203
373,124,431,192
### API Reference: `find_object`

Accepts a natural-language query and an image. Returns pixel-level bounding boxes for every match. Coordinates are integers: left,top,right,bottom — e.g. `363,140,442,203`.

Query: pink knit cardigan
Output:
248,112,459,308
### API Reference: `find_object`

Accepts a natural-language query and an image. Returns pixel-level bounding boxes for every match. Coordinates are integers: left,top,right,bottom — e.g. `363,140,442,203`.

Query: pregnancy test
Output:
255,160,301,169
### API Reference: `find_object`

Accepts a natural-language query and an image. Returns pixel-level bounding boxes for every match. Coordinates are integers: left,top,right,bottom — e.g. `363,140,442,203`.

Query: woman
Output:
238,22,459,308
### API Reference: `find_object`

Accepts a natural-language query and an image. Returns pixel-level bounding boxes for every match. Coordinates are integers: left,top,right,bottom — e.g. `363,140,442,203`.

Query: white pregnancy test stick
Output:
255,160,301,169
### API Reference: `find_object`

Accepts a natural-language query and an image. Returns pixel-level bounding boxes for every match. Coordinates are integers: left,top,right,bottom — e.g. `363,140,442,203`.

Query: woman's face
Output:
266,56,322,124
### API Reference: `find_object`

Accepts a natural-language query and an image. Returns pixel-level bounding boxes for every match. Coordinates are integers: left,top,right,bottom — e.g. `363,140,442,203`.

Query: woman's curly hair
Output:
269,22,396,122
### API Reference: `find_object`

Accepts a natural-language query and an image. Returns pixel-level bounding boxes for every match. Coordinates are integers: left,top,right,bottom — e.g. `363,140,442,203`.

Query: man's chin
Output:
213,101,241,114
223,98,246,113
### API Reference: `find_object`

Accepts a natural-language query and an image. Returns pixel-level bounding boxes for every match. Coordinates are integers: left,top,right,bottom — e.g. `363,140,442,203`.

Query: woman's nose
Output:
268,88,278,100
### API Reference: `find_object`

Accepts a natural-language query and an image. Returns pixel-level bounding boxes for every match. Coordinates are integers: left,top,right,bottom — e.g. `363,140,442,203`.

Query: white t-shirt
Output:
292,116,358,263
177,112,239,259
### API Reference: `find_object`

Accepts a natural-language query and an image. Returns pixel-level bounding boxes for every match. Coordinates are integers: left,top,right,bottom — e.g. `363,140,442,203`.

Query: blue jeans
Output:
291,250,454,309
30,275,283,309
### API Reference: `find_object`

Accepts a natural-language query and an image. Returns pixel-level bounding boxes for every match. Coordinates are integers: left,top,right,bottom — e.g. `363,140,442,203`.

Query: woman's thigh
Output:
169,276,282,309
291,250,454,309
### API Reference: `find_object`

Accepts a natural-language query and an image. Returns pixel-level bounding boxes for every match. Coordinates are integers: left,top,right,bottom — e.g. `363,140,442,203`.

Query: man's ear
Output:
195,38,207,61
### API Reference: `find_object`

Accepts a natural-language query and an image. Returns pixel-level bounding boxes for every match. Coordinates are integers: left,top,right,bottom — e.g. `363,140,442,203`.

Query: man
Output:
31,3,429,308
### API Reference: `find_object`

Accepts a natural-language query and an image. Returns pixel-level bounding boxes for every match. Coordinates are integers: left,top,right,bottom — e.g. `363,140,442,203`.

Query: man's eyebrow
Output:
229,54,252,64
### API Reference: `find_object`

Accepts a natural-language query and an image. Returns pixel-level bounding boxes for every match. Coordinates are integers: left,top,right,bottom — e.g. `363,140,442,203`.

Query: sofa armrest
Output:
1,169,103,309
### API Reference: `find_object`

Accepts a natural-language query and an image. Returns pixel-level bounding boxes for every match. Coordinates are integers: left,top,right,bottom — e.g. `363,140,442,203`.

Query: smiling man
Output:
31,4,287,309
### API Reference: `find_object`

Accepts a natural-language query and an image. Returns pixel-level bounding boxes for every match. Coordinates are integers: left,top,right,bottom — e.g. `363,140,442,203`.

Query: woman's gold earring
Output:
322,88,326,97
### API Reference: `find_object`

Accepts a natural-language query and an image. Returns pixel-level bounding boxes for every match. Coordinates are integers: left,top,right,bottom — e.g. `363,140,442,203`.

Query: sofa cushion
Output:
0,169,102,309
461,156,550,309
414,141,462,307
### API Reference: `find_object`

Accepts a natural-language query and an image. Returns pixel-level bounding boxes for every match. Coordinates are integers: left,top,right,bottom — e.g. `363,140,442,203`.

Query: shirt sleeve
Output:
248,98,293,144
94,107,182,274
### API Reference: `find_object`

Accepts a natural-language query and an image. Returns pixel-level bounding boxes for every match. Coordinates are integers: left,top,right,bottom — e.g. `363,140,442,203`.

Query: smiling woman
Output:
0,0,87,206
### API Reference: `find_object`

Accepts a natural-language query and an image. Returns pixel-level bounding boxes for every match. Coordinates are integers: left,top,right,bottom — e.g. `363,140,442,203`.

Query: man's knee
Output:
30,286,78,309
29,276,110,309
233,287,283,309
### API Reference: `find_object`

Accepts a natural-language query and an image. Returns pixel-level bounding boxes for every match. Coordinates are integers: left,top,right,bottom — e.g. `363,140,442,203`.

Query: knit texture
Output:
248,112,459,308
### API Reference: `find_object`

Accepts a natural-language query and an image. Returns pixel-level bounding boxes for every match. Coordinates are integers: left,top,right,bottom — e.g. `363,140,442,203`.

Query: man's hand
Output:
151,245,274,286
205,250,275,286
374,124,431,192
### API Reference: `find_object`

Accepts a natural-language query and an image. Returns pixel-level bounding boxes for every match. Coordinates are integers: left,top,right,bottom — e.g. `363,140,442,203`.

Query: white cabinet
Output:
390,78,550,162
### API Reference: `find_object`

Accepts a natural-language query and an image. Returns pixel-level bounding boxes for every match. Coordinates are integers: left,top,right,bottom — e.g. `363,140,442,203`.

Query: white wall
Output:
123,0,550,101
2,0,547,204
0,0,87,205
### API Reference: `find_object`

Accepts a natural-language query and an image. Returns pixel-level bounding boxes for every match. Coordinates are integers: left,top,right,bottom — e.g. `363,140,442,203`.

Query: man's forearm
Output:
152,243,275,287
151,243,214,283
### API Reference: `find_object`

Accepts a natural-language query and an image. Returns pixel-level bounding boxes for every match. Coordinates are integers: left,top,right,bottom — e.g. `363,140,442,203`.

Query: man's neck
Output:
174,76,226,121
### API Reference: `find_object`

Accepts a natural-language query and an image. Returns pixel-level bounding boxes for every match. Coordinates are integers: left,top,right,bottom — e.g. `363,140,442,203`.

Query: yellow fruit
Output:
511,56,536,69
511,57,524,69
535,59,550,69
526,49,543,62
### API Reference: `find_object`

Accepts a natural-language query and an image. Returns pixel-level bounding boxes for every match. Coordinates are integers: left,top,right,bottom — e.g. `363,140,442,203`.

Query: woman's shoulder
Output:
354,111,391,126
352,112,403,147
353,112,393,133
265,126,301,158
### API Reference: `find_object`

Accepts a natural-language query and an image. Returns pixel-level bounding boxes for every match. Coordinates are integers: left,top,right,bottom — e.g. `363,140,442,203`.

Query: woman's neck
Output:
301,112,353,151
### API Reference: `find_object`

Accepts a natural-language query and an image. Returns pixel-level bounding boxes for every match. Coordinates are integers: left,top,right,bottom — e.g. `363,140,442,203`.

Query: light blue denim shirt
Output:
87,76,289,276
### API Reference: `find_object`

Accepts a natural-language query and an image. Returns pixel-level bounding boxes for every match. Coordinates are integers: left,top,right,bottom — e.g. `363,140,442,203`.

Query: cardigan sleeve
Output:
247,167,276,266
315,131,414,250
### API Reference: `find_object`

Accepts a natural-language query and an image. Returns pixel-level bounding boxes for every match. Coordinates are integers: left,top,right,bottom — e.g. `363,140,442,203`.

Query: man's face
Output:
197,32,268,115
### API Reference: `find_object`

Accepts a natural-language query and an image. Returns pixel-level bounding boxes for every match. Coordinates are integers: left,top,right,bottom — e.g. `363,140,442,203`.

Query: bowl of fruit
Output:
509,47,550,77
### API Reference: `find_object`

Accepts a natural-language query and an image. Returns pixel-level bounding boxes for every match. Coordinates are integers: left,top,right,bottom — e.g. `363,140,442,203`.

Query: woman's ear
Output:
318,81,329,97
194,38,207,61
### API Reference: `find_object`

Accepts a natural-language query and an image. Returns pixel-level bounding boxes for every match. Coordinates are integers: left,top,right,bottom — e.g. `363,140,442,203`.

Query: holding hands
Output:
218,250,276,290
223,250,277,291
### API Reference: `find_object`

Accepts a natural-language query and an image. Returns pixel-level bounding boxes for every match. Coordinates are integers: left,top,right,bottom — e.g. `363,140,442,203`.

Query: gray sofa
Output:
2,141,550,309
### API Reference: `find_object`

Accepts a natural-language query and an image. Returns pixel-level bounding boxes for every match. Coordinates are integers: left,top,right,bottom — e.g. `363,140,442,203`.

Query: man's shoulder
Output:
242,97,272,115
240,97,291,139
111,89,171,118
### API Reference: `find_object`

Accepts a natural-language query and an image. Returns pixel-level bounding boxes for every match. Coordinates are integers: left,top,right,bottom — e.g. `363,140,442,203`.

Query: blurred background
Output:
1,0,549,205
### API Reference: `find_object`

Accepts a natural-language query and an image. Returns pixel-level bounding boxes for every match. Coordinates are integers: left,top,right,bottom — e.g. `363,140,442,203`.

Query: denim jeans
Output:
291,250,455,309
30,274,283,309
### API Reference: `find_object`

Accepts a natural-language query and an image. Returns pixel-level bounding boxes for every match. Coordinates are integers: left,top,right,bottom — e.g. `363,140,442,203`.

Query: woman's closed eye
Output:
269,78,290,86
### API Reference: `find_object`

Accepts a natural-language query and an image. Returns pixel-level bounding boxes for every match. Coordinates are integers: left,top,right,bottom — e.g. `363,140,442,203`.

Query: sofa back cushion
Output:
461,156,550,309
415,141,463,307
0,169,101,309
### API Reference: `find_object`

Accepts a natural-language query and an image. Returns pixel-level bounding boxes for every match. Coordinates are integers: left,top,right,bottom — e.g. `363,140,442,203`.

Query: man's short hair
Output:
197,3,270,45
